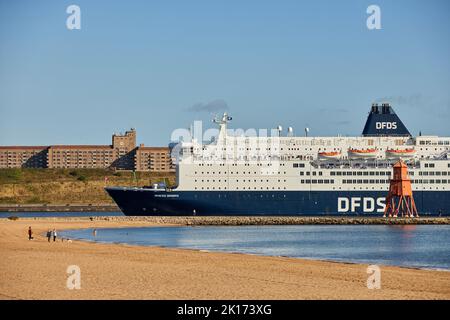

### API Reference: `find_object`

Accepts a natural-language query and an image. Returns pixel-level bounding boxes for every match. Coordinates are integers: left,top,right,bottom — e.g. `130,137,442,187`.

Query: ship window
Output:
301,180,305,183
300,172,304,176
336,172,342,176
306,172,310,176
312,172,316,176
331,172,335,176
319,172,323,176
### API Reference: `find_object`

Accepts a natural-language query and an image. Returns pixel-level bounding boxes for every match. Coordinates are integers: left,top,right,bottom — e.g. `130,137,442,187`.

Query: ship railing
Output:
310,158,421,169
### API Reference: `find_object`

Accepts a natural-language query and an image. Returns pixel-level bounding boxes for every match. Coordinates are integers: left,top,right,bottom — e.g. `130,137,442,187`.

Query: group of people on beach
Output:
27,226,58,242
46,229,58,242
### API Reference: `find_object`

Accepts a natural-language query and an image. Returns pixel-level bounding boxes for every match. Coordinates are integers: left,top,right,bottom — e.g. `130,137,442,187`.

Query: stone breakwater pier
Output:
22,216,450,225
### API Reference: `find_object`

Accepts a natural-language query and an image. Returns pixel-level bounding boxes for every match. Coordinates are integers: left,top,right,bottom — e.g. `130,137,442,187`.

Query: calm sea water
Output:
0,211,124,218
60,225,450,270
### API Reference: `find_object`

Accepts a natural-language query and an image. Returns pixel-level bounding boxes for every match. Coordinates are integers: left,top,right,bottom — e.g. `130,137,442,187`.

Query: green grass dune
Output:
0,168,175,205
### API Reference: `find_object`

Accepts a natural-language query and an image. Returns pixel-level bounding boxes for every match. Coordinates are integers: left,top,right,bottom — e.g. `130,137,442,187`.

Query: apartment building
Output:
0,146,48,168
0,129,174,172
134,145,175,172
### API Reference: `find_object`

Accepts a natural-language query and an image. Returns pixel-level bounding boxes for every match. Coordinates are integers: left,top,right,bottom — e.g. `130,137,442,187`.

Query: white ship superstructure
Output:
176,106,450,194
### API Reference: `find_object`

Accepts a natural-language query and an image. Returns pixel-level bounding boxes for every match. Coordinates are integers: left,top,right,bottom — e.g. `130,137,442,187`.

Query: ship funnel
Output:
362,103,410,137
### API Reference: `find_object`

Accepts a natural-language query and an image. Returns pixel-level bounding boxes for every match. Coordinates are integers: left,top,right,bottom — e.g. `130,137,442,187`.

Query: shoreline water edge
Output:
2,215,450,225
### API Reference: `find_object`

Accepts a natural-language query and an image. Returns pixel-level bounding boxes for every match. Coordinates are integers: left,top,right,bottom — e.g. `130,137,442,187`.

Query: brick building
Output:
47,145,115,169
0,146,48,168
134,145,175,172
0,129,174,172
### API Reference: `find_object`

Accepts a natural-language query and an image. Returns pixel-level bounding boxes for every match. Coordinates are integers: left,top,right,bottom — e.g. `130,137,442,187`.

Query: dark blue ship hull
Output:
105,187,450,216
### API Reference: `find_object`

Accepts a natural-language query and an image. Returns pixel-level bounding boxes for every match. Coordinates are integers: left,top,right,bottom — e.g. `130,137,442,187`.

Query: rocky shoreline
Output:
15,215,450,225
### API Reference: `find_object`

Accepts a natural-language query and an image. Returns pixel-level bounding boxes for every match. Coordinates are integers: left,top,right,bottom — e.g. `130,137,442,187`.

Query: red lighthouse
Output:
384,160,419,218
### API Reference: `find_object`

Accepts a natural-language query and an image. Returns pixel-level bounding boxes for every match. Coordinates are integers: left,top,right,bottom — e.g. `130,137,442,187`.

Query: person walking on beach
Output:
28,226,33,240
46,230,51,242
52,229,57,242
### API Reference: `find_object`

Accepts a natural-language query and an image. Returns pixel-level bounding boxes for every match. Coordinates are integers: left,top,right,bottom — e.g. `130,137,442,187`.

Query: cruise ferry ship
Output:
106,103,450,216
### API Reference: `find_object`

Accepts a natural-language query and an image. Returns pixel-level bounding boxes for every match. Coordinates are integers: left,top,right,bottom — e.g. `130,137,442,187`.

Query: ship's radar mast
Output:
213,113,232,142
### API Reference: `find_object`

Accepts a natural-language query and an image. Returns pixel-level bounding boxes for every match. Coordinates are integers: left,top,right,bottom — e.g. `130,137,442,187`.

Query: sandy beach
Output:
0,218,449,300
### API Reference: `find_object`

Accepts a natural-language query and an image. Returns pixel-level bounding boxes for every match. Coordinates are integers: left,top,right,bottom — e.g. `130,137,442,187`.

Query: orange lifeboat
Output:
318,151,341,160
348,148,377,158
385,148,416,158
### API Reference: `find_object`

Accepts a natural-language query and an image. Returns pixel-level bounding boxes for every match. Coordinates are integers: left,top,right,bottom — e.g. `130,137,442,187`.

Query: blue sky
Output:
0,0,449,146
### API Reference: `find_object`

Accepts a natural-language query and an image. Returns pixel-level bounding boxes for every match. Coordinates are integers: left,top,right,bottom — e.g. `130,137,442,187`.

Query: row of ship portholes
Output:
194,163,285,167
192,194,290,198
194,171,288,175
194,179,287,183
331,186,447,191
194,186,288,190
191,185,447,191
